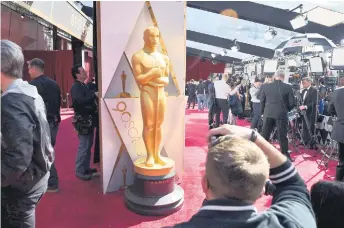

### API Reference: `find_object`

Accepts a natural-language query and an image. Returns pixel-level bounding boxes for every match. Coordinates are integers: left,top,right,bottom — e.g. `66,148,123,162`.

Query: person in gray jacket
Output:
1,40,54,228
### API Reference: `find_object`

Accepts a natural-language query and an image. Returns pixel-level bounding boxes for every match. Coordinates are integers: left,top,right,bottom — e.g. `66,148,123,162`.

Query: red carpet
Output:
36,109,336,228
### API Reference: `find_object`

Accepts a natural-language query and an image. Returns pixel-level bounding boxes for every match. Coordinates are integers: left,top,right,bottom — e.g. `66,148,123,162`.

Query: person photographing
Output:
170,124,316,228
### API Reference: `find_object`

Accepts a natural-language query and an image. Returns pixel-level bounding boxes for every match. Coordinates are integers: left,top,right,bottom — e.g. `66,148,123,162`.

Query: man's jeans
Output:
204,94,209,109
76,129,94,175
1,174,48,228
197,94,206,110
48,122,59,188
251,102,262,129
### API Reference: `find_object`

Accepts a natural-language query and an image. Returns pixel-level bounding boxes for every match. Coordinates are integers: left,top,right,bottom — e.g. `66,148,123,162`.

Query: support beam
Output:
187,47,240,63
187,30,274,59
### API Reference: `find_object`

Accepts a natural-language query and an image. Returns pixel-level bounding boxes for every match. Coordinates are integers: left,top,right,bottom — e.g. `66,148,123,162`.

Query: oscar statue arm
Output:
132,53,161,85
151,77,169,85
149,55,170,85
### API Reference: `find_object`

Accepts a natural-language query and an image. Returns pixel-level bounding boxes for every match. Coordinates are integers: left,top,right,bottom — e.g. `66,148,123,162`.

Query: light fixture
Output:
264,27,277,41
220,49,227,56
231,39,240,52
211,53,216,58
289,4,308,30
21,15,24,19
290,15,308,30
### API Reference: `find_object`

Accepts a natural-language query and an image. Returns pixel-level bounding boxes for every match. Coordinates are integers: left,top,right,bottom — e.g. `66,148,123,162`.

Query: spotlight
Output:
220,49,227,56
289,4,308,30
211,53,216,58
231,40,240,52
264,27,277,41
290,15,308,30
21,15,24,19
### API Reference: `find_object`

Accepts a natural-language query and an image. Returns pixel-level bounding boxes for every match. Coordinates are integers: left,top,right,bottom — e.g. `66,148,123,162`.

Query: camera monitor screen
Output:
309,57,323,75
264,60,278,73
330,47,344,70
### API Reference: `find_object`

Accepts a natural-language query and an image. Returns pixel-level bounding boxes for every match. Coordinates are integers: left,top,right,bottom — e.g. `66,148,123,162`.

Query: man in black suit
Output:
328,77,344,181
260,70,295,160
187,79,196,109
28,58,61,192
299,78,318,147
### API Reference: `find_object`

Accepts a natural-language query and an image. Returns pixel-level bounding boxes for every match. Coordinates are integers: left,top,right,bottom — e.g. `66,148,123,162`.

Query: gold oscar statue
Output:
115,71,131,98
131,27,174,176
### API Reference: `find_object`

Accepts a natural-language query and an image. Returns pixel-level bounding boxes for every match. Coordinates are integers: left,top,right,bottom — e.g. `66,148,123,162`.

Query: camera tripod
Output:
299,109,320,152
317,116,338,169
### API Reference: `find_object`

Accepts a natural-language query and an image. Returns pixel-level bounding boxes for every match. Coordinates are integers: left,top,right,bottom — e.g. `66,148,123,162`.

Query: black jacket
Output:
71,81,97,116
30,75,61,123
301,86,318,123
170,161,316,228
187,84,196,97
1,79,54,191
196,83,206,95
260,80,295,119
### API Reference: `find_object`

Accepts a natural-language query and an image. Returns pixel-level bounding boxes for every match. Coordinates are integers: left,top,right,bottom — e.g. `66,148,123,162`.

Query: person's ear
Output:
201,175,208,195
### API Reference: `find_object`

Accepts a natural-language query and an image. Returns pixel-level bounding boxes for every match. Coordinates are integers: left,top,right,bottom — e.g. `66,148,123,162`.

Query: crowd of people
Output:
1,37,344,228
1,40,100,227
180,71,344,228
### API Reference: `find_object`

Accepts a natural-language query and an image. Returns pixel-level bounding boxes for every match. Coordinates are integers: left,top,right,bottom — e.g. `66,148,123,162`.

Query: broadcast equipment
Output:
330,47,344,70
318,116,338,169
324,77,338,88
263,59,278,73
309,57,324,76
288,109,300,122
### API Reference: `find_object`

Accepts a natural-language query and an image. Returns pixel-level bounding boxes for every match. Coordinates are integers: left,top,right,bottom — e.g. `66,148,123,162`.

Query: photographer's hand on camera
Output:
208,125,287,168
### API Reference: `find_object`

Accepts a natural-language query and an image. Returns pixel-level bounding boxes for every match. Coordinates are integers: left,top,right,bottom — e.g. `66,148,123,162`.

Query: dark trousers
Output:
251,102,261,129
336,142,344,181
76,129,95,175
187,95,196,109
302,113,316,144
1,175,48,228
215,98,229,127
261,117,289,155
93,126,100,164
48,122,59,188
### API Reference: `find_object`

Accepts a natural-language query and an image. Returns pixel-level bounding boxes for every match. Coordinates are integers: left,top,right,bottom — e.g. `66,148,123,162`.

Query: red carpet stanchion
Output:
36,110,336,228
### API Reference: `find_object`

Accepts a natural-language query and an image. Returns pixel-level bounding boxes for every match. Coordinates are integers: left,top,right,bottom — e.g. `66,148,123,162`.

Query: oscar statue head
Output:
143,27,160,50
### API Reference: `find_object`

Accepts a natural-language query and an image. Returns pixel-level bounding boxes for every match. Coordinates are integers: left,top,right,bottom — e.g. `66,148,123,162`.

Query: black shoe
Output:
47,186,59,193
87,168,98,174
336,165,344,181
76,173,92,181
87,168,100,177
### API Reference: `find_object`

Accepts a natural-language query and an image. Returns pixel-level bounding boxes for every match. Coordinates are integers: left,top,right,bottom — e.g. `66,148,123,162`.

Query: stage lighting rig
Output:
264,27,277,41
220,49,227,56
230,39,240,52
289,4,308,30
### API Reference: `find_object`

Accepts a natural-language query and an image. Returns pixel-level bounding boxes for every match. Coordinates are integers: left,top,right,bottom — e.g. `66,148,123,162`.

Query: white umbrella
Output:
275,33,336,55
